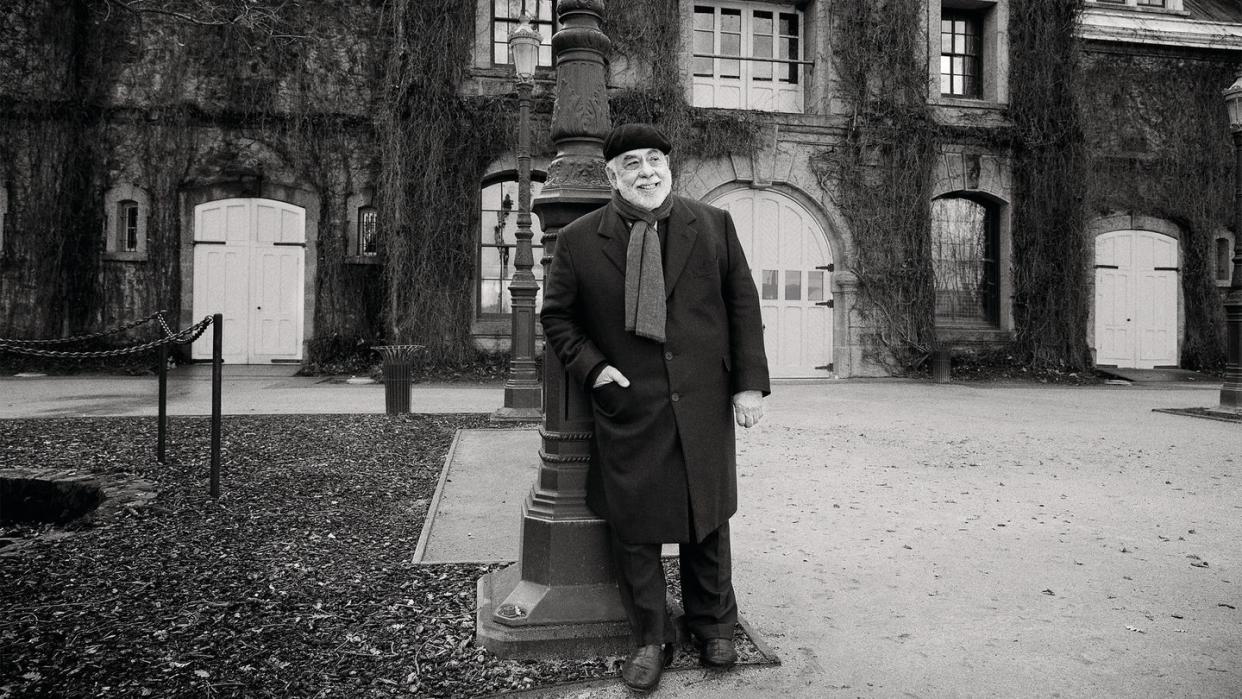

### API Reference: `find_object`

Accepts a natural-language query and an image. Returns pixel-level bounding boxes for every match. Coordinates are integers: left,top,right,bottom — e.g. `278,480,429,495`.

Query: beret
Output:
602,123,672,162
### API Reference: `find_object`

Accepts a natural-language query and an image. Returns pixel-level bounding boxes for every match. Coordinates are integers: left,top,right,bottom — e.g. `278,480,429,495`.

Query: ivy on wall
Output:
1079,50,1234,370
811,0,938,373
1008,0,1092,371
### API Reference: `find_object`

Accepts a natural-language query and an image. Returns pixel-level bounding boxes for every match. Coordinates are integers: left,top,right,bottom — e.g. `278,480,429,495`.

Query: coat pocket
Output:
591,381,625,417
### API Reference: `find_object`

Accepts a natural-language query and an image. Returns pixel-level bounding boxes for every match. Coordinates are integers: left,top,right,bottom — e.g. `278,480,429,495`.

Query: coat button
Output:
671,393,680,402
664,351,674,361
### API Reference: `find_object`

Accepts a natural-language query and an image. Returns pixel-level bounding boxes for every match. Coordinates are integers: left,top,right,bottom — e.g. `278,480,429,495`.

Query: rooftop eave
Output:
1080,7,1242,51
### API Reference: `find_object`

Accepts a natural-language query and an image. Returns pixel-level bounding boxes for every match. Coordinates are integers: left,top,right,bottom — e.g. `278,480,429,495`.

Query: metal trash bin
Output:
373,345,423,414
931,348,951,384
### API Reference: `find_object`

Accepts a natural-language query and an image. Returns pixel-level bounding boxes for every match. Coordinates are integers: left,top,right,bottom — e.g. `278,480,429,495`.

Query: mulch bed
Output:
0,414,772,698
0,415,609,697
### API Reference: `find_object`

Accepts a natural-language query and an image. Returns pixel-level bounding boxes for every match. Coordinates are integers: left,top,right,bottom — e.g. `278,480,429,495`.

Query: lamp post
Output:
1221,73,1242,411
477,0,630,658
494,14,544,422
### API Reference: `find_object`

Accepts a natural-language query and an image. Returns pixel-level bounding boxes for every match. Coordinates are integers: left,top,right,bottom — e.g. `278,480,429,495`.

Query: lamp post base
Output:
476,564,632,659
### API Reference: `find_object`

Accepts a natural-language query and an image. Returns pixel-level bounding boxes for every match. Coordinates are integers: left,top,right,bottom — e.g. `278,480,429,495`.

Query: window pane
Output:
761,270,779,300
720,58,740,78
694,29,713,54
808,271,824,302
721,32,741,56
784,270,801,300
124,205,139,251
779,13,798,36
782,61,799,84
694,55,713,76
721,8,741,32
782,37,798,60
753,35,772,80
754,11,773,36
536,0,553,21
753,34,772,58
694,6,714,30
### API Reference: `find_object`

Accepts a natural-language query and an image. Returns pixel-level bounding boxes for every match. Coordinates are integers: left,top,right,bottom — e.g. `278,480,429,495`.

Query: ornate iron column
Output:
476,0,630,658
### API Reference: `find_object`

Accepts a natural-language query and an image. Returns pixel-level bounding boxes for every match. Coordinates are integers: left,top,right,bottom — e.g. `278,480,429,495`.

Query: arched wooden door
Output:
708,188,834,378
192,198,306,363
1094,229,1178,369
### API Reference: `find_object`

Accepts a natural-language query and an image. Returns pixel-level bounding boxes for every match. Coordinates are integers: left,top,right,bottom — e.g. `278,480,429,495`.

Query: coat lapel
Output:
662,197,698,298
598,203,629,276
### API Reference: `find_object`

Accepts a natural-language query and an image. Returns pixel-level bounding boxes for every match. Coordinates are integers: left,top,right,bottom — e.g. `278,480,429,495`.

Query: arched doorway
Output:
1094,229,1178,368
191,198,306,363
708,188,834,378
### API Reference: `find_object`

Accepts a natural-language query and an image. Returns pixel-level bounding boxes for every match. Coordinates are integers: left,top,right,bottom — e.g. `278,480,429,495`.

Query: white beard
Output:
617,177,672,211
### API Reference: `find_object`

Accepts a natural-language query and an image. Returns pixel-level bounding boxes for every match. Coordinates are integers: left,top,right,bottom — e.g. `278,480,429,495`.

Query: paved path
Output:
0,365,502,418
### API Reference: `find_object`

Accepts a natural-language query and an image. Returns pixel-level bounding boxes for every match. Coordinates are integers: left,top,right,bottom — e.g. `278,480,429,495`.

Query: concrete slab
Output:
416,428,541,563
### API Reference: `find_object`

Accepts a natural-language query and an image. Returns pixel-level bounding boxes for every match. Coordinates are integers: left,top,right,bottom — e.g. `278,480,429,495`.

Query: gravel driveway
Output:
530,381,1240,698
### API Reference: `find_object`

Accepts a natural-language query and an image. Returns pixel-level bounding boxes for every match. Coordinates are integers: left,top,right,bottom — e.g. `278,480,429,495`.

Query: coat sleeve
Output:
539,229,609,391
721,209,771,396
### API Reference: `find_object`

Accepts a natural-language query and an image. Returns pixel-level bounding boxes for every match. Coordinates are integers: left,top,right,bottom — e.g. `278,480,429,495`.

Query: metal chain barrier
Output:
0,310,170,346
0,316,215,359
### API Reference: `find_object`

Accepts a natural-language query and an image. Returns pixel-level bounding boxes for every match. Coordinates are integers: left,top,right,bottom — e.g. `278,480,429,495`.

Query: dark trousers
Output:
609,522,738,647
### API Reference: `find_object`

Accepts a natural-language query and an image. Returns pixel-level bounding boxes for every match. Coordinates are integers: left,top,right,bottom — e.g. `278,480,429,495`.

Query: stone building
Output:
1,0,1239,376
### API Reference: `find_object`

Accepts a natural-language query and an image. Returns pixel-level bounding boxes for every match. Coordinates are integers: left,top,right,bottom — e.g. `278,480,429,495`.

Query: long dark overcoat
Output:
540,194,769,544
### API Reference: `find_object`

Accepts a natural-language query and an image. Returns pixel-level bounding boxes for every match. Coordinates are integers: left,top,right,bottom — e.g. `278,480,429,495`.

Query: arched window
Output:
478,178,545,316
104,183,150,261
931,195,999,324
345,192,379,263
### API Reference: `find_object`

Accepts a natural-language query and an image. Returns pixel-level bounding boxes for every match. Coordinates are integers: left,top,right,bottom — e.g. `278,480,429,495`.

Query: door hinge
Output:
815,363,834,372
1094,264,1118,269
816,264,835,272
816,299,834,308
1153,266,1179,272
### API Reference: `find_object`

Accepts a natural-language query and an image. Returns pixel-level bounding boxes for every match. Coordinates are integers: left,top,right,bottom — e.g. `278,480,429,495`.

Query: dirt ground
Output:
525,381,1240,698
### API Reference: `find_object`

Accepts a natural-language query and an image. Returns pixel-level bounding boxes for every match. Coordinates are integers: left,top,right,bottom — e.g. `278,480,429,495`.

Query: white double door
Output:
192,199,305,364
1094,229,1178,369
710,188,834,378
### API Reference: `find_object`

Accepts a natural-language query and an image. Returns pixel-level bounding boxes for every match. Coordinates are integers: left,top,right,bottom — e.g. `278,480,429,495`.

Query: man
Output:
540,123,770,692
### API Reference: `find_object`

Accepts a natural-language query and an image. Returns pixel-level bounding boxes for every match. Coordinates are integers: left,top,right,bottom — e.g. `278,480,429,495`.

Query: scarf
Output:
611,190,674,343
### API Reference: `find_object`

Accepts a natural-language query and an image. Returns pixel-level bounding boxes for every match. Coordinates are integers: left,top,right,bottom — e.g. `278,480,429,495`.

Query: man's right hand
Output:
593,365,631,389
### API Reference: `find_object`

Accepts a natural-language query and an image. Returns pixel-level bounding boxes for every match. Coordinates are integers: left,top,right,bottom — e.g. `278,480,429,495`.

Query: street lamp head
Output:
508,13,542,83
1224,72,1242,131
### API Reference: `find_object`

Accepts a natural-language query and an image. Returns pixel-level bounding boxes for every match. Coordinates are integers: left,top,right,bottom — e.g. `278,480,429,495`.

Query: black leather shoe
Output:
701,637,737,668
621,643,674,691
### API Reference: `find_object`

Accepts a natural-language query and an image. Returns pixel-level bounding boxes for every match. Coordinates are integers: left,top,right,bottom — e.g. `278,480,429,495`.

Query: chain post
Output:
210,313,223,499
158,341,168,464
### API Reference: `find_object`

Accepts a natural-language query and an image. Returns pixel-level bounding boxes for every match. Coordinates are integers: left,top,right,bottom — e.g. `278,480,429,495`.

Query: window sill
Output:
104,251,147,262
934,95,1006,110
345,255,381,266
1084,3,1190,18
